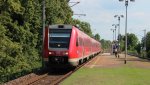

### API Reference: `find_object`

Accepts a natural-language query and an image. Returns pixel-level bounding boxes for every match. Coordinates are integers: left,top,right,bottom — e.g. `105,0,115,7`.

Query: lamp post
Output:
111,28,116,55
143,29,147,51
111,29,116,42
119,0,135,64
114,15,124,54
143,29,147,57
112,24,119,41
42,0,46,68
42,0,46,44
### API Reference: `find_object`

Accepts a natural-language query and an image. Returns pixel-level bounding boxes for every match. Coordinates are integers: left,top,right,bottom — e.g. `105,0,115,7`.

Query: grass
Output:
61,66,150,85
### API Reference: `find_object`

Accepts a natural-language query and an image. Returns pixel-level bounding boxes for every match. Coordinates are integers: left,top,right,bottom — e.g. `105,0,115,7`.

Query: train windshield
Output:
49,29,72,49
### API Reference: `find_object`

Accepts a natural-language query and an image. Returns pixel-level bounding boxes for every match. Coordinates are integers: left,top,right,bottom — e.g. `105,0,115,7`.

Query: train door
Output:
77,37,83,58
82,38,85,57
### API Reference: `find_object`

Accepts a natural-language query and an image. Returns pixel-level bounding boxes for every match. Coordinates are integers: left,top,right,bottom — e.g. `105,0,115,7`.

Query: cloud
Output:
71,0,150,41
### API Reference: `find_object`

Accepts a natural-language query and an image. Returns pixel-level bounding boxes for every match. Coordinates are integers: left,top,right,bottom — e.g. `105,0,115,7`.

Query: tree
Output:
100,39,111,51
45,0,73,24
140,32,150,58
135,43,141,54
71,19,93,37
119,33,138,52
94,33,100,41
0,0,42,82
119,34,125,51
145,32,150,52
0,0,94,83
127,33,138,50
145,32,150,58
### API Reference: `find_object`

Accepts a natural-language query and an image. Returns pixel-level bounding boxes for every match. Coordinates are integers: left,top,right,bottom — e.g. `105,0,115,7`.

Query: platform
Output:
84,53,150,68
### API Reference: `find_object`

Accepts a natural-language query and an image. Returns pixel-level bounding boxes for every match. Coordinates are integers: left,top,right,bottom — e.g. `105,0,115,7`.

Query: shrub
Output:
146,50,150,58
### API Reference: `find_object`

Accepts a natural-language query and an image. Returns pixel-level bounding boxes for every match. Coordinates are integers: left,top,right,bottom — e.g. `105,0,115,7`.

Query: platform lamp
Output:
114,15,124,54
42,0,46,68
111,28,116,55
119,0,135,64
112,24,119,42
111,29,116,42
143,29,147,58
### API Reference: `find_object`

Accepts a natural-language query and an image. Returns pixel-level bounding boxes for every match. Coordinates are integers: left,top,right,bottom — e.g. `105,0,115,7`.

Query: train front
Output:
43,25,76,68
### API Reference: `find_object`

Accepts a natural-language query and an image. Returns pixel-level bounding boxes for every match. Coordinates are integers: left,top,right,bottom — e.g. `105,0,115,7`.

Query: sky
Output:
69,0,150,41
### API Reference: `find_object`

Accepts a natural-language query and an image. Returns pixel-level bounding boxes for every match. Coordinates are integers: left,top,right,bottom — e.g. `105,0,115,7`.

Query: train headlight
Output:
49,52,54,55
49,52,52,55
63,52,68,55
65,52,68,55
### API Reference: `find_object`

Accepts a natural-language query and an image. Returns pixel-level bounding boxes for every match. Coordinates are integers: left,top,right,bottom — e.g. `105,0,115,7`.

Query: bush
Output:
146,50,150,58
140,51,147,58
128,50,138,56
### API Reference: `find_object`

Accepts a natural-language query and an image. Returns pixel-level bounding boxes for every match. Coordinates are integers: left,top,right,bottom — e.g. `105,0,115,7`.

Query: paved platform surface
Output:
85,53,150,68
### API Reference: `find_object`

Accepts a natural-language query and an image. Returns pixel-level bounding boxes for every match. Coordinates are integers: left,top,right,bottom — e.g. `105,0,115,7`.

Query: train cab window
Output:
76,38,79,46
78,37,82,46
49,29,72,49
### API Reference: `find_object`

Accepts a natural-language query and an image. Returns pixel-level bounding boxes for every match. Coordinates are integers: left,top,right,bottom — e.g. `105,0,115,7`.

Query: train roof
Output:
49,24,72,29
49,24,81,30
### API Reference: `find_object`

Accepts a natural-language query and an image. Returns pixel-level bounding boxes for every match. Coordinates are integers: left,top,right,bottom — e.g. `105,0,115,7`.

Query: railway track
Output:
29,56,98,85
29,68,73,85
4,55,99,85
29,55,98,85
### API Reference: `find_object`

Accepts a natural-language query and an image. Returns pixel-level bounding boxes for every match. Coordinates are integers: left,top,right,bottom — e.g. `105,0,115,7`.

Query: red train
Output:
43,25,101,68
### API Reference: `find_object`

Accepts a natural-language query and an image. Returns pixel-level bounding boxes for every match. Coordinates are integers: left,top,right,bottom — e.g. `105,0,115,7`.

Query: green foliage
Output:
0,0,93,83
120,40,125,51
141,32,150,58
128,50,138,56
127,33,138,50
119,33,138,52
146,33,150,58
45,0,73,24
146,32,150,52
94,33,100,41
119,35,125,51
0,0,42,83
0,0,24,14
135,43,141,54
146,50,150,58
100,39,111,50
72,19,93,37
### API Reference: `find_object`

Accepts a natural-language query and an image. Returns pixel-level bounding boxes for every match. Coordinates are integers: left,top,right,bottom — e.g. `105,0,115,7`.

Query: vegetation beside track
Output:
0,0,101,83
61,64,150,85
119,33,150,59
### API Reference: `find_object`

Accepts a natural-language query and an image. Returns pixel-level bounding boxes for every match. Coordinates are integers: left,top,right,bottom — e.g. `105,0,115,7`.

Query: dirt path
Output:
85,53,150,68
